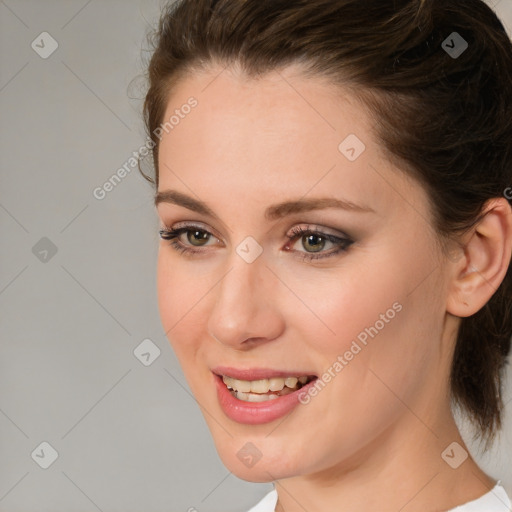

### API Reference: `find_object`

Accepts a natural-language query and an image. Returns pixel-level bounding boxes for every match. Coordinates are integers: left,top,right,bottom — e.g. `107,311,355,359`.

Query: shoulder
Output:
245,489,278,512
244,483,511,512
447,482,511,512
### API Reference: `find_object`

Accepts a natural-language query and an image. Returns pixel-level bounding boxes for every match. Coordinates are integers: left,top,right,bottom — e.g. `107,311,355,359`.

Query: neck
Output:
274,410,495,512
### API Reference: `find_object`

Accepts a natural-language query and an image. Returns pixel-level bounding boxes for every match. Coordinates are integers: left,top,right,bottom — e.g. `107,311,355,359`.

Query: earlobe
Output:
446,197,512,318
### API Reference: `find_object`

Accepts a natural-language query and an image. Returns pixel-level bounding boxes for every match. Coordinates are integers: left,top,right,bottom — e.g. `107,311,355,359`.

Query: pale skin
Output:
154,63,512,511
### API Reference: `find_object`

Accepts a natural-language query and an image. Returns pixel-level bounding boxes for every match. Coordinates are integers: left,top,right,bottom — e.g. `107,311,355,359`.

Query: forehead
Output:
156,65,428,224
160,64,367,153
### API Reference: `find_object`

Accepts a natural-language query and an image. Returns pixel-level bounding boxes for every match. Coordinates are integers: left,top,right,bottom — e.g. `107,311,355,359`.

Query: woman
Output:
139,0,512,510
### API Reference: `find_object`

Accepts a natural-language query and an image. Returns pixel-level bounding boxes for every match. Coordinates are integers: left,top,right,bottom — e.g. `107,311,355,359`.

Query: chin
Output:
222,455,293,483
211,435,304,482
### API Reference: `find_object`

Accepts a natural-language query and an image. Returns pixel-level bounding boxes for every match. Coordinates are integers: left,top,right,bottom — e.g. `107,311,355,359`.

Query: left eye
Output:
284,225,353,261
159,224,353,261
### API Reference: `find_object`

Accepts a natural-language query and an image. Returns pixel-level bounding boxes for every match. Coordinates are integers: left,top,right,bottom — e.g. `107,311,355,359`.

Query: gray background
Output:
0,1,511,511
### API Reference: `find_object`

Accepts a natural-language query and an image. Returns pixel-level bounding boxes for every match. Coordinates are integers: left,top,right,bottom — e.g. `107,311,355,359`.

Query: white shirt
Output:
247,481,511,512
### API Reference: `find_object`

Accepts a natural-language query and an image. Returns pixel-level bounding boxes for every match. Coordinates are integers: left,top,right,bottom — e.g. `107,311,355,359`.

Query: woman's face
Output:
155,64,457,481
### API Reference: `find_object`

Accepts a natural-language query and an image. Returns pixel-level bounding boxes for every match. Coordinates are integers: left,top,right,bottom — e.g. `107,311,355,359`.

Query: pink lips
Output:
211,367,318,425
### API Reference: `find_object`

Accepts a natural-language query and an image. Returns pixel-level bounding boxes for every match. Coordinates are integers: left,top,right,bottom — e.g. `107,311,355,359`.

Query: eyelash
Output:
159,224,353,262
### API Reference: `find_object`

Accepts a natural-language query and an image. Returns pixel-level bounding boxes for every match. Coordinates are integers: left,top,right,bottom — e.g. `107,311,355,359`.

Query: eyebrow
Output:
154,189,375,221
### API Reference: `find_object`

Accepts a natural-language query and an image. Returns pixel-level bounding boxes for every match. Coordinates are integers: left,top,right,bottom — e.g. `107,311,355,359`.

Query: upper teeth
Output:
222,375,309,393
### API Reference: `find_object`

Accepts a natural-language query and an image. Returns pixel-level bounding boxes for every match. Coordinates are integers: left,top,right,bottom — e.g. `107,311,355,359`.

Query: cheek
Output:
283,245,439,400
157,251,179,335
278,255,407,359
156,252,216,401
156,252,204,355
317,254,443,417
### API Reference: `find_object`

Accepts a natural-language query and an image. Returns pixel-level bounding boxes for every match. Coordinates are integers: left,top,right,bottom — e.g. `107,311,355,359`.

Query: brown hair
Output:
139,0,512,444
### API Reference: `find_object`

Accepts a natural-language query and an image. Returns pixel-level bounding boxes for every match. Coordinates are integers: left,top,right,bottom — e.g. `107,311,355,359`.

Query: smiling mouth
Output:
221,374,317,402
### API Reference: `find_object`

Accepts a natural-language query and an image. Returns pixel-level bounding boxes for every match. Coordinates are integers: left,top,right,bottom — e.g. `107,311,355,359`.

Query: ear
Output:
446,197,512,318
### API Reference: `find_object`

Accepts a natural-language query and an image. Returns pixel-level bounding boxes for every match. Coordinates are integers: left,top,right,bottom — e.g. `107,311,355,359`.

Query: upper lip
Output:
212,366,317,381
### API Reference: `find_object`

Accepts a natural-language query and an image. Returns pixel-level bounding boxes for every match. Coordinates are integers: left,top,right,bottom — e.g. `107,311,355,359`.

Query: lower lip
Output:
213,373,317,425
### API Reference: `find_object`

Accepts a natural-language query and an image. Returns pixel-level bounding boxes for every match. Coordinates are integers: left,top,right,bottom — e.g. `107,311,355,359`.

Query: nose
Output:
207,253,284,349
